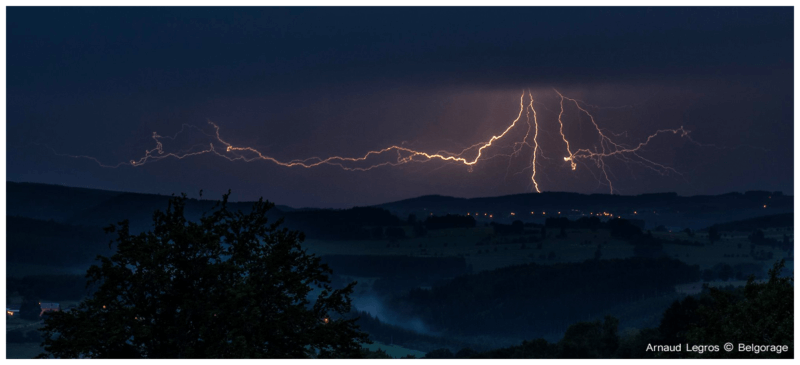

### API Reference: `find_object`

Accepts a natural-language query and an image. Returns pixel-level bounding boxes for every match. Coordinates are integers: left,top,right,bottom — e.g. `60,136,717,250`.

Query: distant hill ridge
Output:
375,191,792,230
7,181,793,232
7,182,290,231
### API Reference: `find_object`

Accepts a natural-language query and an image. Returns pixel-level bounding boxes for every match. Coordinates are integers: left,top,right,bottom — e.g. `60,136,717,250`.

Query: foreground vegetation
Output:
38,193,369,358
6,184,793,358
461,260,793,359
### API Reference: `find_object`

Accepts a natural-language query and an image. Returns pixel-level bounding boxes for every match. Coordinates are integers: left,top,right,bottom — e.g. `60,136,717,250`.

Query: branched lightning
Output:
54,89,701,194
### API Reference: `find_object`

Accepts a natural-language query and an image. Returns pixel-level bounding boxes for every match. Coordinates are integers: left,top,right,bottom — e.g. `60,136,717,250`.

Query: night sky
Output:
7,7,793,208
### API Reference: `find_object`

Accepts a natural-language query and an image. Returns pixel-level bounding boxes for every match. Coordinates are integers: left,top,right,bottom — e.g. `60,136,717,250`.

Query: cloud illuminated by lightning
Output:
54,90,701,194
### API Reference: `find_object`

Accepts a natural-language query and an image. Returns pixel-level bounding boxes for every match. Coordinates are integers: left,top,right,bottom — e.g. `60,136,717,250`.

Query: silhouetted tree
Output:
575,216,602,231
492,221,525,235
511,220,524,234
425,348,455,358
608,219,642,240
384,226,406,239
615,328,660,358
658,296,701,346
371,226,384,240
472,338,555,358
39,193,368,358
685,260,793,358
361,348,392,358
455,347,478,358
412,222,427,237
545,217,569,229
424,214,475,230
557,316,619,358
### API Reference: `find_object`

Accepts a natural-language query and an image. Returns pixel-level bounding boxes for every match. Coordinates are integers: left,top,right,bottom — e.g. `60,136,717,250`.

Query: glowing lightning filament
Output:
54,89,700,195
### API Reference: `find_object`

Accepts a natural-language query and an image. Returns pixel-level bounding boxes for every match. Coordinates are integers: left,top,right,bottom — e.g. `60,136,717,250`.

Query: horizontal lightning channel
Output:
55,90,698,194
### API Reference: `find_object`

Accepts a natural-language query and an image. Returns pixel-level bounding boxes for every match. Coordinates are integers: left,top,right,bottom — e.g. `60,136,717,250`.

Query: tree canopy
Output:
684,260,793,358
39,192,368,358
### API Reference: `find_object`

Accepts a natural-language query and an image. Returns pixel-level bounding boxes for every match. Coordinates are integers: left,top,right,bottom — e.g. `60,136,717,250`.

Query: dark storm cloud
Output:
8,7,791,94
7,7,793,207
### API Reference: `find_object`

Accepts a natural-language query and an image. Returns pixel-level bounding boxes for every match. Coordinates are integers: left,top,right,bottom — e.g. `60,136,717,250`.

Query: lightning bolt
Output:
528,90,541,193
554,89,695,194
556,90,578,171
53,89,701,194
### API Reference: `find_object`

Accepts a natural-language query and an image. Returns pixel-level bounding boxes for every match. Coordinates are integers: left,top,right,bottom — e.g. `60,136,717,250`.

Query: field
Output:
7,342,45,359
7,220,792,358
363,341,427,358
304,226,792,274
6,316,46,359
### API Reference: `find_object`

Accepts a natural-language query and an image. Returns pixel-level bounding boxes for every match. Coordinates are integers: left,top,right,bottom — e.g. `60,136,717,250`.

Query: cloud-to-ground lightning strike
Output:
56,90,700,194
529,91,541,193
